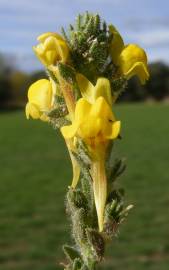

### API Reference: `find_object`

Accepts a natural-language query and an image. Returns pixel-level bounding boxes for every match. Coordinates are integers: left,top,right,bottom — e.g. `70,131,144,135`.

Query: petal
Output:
106,121,121,139
46,50,57,65
33,46,47,66
76,73,94,103
33,44,45,55
40,114,49,122
28,79,53,111
70,152,81,188
65,139,81,188
109,24,124,65
79,117,102,138
124,62,150,84
93,78,112,106
25,102,41,119
61,123,78,139
91,97,114,120
43,37,59,51
75,98,92,123
50,77,61,97
55,39,69,62
37,32,64,43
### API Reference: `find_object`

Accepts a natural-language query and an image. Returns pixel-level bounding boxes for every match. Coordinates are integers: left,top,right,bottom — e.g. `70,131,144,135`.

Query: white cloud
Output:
128,29,169,47
0,0,169,69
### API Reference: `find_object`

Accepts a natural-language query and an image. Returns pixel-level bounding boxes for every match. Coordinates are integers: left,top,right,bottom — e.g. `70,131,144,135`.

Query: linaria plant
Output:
25,12,149,270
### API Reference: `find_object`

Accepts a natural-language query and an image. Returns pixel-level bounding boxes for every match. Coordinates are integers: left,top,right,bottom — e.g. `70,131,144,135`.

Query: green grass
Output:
0,104,169,270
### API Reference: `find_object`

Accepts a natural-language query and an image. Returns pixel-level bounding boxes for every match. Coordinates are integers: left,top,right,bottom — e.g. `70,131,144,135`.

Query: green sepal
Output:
58,63,76,83
73,258,82,270
49,117,70,129
72,208,88,246
108,158,126,183
71,151,92,182
111,77,128,98
46,68,59,84
58,63,81,100
104,189,133,237
63,245,81,263
86,228,104,261
67,188,88,212
54,95,65,105
47,105,68,119
76,139,91,168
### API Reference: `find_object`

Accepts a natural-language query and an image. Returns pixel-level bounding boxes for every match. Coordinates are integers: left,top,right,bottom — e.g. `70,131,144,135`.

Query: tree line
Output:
0,55,169,110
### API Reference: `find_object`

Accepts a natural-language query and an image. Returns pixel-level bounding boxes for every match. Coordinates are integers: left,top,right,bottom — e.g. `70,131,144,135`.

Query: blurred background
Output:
0,0,169,269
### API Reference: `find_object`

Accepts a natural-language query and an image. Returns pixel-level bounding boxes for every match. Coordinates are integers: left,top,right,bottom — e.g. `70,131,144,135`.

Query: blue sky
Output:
0,0,169,71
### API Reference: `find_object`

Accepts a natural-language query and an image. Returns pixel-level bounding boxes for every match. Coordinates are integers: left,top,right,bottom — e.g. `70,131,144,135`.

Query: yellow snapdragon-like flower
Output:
61,96,120,232
61,96,120,147
118,44,149,84
109,25,149,84
25,79,53,121
33,32,69,66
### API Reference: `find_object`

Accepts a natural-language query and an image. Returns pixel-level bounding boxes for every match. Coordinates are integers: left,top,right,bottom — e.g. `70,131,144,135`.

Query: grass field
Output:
0,104,169,270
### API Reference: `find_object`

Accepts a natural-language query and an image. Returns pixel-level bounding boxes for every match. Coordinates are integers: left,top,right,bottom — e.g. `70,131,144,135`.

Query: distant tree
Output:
119,77,147,102
10,71,28,106
146,62,169,100
0,54,13,109
0,75,12,108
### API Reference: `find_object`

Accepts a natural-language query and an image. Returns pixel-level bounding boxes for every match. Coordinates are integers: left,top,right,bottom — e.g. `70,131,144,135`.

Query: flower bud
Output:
33,32,69,66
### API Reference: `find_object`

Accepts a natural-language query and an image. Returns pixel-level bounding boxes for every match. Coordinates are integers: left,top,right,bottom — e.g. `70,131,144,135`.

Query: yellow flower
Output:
109,25,149,84
25,79,53,121
118,44,149,84
76,73,113,105
61,96,120,232
33,32,69,66
61,97,120,146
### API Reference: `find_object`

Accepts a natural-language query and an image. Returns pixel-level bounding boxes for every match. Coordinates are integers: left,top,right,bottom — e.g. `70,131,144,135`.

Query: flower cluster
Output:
25,13,149,269
26,16,149,232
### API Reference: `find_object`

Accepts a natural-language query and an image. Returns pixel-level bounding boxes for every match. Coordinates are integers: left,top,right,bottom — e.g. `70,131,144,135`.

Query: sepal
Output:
67,188,88,213
104,189,133,238
47,105,68,118
86,229,104,261
63,245,81,263
73,258,83,270
107,158,126,184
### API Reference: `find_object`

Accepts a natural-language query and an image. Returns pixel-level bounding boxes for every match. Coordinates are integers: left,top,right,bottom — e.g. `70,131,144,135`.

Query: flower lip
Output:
61,96,121,147
26,79,53,121
109,25,149,84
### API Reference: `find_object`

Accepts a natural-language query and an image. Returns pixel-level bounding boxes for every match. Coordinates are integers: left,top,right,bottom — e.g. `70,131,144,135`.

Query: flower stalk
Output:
25,12,149,270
